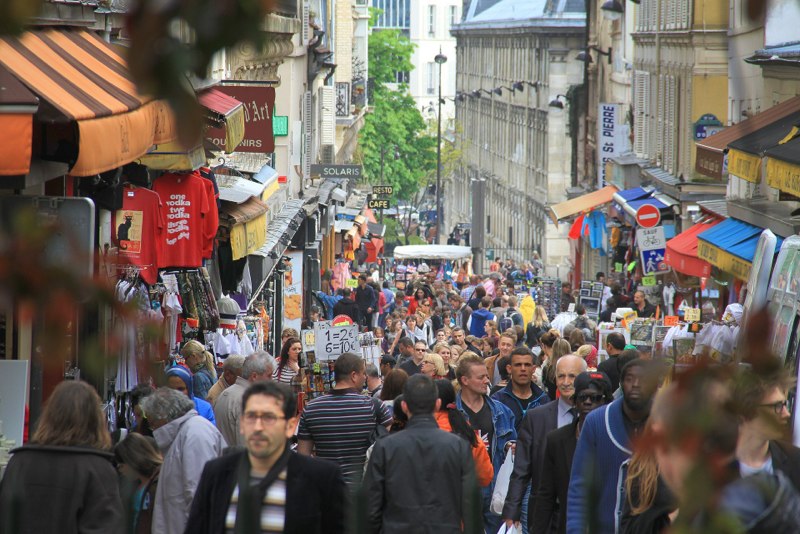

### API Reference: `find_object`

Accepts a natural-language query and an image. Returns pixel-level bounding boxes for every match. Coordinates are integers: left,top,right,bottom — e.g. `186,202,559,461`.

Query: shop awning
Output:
0,29,178,176
365,237,384,263
334,219,354,233
216,173,268,204
664,218,721,278
0,65,38,176
199,88,245,153
219,196,268,227
137,140,206,171
697,218,770,281
765,135,800,197
547,185,618,225
727,108,800,183
221,197,269,261
695,96,800,180
368,221,386,237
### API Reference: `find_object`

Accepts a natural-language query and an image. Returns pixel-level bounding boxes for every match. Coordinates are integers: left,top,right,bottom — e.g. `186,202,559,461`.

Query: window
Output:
426,62,436,95
428,5,436,36
394,70,409,84
449,5,457,26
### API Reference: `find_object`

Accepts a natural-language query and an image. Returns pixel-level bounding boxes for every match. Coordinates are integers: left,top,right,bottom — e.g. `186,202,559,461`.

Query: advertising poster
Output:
743,230,777,325
596,103,631,189
282,250,304,335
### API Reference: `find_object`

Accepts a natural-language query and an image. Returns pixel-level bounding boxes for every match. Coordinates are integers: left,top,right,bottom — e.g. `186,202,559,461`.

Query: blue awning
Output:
615,187,653,202
611,186,676,219
697,218,763,261
627,197,668,212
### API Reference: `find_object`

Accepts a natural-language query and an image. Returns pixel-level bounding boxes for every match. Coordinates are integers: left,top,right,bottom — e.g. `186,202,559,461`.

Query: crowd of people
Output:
0,264,799,534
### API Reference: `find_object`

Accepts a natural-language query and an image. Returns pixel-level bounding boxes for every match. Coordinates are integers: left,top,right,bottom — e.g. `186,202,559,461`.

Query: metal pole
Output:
380,147,385,225
436,63,443,244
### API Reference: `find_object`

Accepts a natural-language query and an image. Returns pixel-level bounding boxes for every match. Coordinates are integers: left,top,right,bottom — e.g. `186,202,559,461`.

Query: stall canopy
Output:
726,109,800,184
765,133,800,198
696,96,800,180
664,217,722,278
697,218,784,281
364,208,385,263
0,29,177,176
0,65,38,176
198,88,245,153
393,245,472,261
612,186,675,218
547,185,618,225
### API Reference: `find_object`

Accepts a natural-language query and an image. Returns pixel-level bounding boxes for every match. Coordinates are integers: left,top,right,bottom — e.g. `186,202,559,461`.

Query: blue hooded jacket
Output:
165,366,216,424
469,307,494,338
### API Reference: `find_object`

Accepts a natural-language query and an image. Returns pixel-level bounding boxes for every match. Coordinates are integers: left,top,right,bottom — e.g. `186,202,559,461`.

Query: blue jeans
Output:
481,486,502,534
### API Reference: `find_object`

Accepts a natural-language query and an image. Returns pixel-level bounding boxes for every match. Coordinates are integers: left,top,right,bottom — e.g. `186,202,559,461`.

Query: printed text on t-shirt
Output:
166,194,191,244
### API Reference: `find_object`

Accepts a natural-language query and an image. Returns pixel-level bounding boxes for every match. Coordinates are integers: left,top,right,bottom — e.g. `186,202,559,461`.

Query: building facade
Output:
450,0,585,274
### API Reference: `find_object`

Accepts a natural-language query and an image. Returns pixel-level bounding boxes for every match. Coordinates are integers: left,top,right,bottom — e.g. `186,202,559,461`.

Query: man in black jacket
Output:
362,374,480,534
354,274,377,330
185,381,345,534
332,287,360,324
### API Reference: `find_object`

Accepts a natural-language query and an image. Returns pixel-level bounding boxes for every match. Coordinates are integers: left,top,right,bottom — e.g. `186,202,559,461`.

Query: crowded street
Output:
1,0,800,533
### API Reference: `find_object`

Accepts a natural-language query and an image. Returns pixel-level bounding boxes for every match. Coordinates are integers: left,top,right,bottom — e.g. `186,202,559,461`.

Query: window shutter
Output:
302,91,312,180
302,2,310,45
320,85,335,146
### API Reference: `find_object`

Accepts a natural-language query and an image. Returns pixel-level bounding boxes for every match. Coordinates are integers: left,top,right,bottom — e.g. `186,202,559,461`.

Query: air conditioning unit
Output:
302,91,312,180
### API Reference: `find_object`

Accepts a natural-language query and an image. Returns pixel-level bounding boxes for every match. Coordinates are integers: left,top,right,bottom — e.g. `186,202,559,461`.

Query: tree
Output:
355,20,436,204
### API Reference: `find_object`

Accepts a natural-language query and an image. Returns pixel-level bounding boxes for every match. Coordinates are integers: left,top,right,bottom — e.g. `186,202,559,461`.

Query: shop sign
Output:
310,164,363,178
766,158,800,199
372,185,394,195
637,227,669,274
206,85,276,153
314,320,359,360
697,240,753,281
282,251,304,333
229,212,267,260
368,199,390,209
596,103,631,189
728,149,761,183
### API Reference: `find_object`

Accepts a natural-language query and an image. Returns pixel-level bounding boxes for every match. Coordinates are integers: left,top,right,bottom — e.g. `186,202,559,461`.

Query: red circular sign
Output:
331,315,355,326
635,204,661,228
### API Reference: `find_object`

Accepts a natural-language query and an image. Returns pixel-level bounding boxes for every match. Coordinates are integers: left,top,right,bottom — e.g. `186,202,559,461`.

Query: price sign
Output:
642,275,656,286
314,321,359,360
345,278,359,288
301,329,316,352
683,308,701,323
615,262,624,272
663,315,679,327
568,303,576,313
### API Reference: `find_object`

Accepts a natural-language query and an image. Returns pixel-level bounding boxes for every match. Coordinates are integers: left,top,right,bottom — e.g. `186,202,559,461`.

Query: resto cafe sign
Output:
206,84,276,153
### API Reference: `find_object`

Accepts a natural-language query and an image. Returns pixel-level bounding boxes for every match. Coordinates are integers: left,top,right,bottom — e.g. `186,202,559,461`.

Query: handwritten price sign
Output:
683,308,701,323
314,321,359,360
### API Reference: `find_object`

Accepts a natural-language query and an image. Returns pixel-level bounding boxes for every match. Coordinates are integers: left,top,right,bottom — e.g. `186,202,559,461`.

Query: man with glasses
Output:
399,340,428,376
734,367,800,491
297,353,392,486
186,381,346,533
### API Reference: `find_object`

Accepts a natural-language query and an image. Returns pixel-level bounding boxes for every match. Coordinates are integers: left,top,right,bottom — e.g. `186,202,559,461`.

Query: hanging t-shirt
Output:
198,173,219,259
462,400,495,460
152,172,211,268
112,185,165,285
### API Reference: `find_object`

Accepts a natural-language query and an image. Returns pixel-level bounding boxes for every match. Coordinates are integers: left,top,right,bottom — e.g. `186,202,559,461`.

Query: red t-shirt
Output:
199,175,218,259
112,185,165,284
153,172,210,268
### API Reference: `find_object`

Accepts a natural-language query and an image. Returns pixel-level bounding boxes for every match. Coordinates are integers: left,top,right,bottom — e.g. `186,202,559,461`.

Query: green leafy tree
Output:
355,21,436,204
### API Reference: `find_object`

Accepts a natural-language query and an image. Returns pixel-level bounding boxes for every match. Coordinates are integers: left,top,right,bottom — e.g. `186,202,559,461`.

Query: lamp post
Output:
434,50,447,244
379,144,399,224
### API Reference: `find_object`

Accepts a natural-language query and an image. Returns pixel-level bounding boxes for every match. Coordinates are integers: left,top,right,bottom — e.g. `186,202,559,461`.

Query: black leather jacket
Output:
361,414,482,534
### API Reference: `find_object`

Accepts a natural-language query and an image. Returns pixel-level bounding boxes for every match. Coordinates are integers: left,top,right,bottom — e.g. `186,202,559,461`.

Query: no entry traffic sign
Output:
635,204,661,228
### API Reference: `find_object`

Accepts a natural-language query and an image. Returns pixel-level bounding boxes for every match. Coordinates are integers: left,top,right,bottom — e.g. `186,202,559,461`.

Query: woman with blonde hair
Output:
542,336,571,399
0,381,124,532
421,352,447,379
180,339,216,400
575,344,599,370
526,305,551,348
433,342,457,380
449,343,464,365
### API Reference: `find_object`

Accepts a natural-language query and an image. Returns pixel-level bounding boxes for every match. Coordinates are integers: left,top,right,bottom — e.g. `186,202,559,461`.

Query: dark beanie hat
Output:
574,370,612,397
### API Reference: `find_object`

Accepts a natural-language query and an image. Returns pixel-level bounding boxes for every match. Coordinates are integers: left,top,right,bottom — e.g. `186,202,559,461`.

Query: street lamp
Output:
549,94,568,109
379,144,399,224
434,49,447,244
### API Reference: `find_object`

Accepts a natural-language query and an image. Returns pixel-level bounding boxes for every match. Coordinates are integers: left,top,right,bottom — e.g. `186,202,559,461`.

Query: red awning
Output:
664,218,721,277
365,237,384,263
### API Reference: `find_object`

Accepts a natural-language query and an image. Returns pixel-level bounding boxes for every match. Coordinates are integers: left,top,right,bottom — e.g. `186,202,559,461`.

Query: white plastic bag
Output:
496,523,520,534
490,448,514,514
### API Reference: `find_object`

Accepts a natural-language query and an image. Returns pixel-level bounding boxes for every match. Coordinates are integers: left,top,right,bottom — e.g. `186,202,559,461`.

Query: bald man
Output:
503,355,587,531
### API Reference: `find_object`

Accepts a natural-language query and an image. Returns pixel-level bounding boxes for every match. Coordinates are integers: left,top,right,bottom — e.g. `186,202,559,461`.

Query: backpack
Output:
500,309,522,332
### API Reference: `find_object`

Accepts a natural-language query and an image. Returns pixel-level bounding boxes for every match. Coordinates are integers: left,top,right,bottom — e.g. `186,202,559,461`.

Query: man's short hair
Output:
381,355,397,367
510,346,535,364
499,332,516,344
334,352,365,381
452,327,464,335
492,297,503,307
403,374,438,415
606,332,626,351
562,282,571,289
281,328,299,339
596,272,605,281
474,286,486,299
241,381,297,419
733,366,796,421
448,294,462,304
507,295,517,307
575,304,586,315
243,351,276,379
139,387,194,423
456,353,484,384
358,274,367,281
222,354,245,373
414,339,428,349
365,363,381,379
342,287,352,297
398,336,415,349
480,296,492,309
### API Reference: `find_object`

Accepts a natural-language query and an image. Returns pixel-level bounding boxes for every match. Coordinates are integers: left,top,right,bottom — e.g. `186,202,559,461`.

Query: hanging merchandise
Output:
174,269,220,331
152,172,215,268
111,184,165,285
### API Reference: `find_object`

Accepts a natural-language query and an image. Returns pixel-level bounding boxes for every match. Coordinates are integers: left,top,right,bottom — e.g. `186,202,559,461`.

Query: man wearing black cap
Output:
528,371,612,534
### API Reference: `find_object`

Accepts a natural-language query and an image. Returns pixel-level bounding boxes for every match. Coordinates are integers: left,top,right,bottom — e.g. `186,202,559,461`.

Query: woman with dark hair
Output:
568,329,587,352
0,381,125,533
115,434,162,534
390,395,408,433
273,336,302,385
433,379,493,487
380,369,409,414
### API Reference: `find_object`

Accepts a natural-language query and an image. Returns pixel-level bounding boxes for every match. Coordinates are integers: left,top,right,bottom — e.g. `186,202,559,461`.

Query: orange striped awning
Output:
0,65,38,176
0,29,178,177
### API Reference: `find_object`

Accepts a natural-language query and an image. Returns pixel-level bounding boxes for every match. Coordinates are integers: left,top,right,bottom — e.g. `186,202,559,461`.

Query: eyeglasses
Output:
759,400,790,415
243,412,286,425
575,393,605,403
